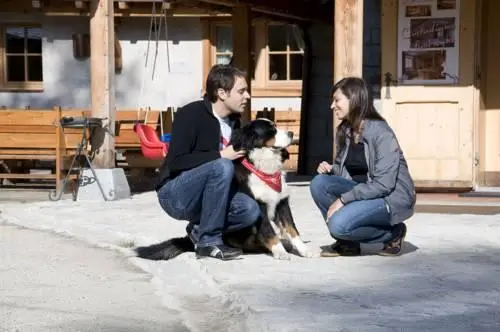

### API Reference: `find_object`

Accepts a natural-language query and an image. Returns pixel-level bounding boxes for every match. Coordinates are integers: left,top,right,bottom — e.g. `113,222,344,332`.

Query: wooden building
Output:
0,0,499,192
381,0,500,190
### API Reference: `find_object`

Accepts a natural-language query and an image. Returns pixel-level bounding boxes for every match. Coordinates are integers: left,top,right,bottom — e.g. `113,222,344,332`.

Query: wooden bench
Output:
0,107,87,191
251,107,301,171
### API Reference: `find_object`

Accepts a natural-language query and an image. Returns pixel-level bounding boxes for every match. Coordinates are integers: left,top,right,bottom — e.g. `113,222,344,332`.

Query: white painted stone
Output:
76,168,130,201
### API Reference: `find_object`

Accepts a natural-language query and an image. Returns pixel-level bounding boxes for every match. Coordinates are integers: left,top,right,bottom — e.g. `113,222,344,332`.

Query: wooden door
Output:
380,0,478,188
478,0,500,187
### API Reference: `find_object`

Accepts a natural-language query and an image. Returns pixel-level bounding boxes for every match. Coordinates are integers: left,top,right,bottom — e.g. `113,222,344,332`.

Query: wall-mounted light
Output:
162,1,172,10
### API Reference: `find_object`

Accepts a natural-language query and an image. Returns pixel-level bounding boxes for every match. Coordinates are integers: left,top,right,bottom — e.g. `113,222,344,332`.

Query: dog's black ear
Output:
230,127,257,151
229,128,244,151
280,148,290,162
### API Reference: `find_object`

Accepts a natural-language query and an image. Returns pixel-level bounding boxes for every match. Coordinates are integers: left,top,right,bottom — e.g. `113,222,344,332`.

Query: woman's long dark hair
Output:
333,77,385,149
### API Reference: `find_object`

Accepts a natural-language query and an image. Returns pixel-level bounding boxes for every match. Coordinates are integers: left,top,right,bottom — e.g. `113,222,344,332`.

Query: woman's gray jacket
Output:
333,119,417,225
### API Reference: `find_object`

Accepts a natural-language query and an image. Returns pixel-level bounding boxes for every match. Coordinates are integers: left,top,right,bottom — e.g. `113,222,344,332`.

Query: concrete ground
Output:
0,224,187,332
2,182,500,332
3,185,500,214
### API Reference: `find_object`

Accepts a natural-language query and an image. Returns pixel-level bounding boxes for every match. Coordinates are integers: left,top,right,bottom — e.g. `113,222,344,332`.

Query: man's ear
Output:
217,88,228,101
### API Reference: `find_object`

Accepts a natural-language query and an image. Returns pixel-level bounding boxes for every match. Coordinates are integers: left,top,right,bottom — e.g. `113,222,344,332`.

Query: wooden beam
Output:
333,0,363,81
90,0,116,168
333,0,363,154
232,3,252,125
0,0,229,16
197,0,330,22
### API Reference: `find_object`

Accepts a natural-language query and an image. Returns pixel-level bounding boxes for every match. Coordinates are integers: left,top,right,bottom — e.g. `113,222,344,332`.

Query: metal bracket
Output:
384,72,400,100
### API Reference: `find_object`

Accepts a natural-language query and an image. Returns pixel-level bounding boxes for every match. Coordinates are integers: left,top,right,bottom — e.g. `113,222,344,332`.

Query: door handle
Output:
384,72,399,100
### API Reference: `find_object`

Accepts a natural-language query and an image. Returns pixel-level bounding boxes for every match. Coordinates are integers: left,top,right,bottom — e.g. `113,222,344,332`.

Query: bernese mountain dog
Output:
135,118,315,261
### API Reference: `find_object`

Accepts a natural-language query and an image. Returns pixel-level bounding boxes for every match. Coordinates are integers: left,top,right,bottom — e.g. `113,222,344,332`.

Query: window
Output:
205,21,304,97
214,26,233,65
213,24,257,80
267,24,303,82
0,26,43,91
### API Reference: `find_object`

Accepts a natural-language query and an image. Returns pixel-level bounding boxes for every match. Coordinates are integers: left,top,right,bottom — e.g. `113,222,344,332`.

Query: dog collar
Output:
220,136,282,193
241,158,282,193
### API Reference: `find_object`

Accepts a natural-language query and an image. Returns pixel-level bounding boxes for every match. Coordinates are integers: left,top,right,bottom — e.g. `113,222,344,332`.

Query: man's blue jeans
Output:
309,174,396,244
157,158,260,247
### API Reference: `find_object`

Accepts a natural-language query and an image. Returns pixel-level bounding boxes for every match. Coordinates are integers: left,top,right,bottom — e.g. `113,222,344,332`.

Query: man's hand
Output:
327,199,344,220
220,145,246,160
317,161,333,174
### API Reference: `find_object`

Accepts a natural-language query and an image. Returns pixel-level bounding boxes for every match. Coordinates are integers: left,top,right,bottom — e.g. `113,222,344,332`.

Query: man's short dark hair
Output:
205,64,247,103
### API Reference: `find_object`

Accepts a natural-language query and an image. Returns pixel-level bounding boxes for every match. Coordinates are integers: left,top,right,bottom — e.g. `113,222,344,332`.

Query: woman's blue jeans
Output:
310,174,397,244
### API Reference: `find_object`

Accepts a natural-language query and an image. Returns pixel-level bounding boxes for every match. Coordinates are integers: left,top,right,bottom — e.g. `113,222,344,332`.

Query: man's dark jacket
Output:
155,96,240,191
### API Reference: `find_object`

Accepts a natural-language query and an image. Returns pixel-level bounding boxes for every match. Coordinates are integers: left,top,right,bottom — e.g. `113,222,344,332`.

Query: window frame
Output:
0,23,44,92
203,19,303,98
266,22,304,84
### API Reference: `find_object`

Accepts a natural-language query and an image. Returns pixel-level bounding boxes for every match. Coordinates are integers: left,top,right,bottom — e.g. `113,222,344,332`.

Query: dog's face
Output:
230,118,293,152
230,118,293,170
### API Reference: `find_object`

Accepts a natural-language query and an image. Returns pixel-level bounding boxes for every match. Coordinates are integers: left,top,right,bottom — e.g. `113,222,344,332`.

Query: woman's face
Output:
331,89,350,120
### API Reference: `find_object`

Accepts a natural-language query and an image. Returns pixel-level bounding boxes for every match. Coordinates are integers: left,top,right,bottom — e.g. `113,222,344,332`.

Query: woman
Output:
310,77,416,257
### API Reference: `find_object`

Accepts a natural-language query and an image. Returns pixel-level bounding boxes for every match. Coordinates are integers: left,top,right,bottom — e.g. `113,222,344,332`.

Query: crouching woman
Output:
310,77,416,257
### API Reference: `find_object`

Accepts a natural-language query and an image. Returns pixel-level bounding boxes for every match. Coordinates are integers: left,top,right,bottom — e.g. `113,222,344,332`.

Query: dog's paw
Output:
273,251,291,260
271,243,291,260
290,238,319,258
298,249,320,258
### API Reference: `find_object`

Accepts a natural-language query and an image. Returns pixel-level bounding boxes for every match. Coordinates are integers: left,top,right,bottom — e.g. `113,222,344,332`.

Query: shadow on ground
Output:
232,248,500,332
320,240,420,257
126,171,159,195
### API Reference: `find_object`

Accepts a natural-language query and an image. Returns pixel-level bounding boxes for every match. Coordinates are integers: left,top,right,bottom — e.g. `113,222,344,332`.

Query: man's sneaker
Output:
320,240,361,257
195,244,243,261
379,223,407,256
186,224,199,245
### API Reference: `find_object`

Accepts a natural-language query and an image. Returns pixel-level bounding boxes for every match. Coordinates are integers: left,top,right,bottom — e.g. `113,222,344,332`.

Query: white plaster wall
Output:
0,15,90,108
0,14,300,112
0,15,203,109
116,17,203,109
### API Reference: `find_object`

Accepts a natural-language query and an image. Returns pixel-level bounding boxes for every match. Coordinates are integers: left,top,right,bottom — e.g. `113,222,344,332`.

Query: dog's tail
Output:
134,236,194,261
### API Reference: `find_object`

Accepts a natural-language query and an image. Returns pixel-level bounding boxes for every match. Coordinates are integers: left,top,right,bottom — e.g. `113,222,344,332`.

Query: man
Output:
155,64,259,261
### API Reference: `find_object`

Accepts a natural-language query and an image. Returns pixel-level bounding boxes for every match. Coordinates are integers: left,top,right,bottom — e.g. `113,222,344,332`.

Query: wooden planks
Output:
0,132,84,149
0,107,68,190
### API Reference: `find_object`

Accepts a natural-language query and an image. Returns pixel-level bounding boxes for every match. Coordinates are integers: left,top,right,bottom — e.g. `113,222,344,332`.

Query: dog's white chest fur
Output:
248,172,289,219
247,148,289,221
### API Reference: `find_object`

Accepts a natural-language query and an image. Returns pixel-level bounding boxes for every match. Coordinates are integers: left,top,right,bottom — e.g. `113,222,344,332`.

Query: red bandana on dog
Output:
221,137,282,193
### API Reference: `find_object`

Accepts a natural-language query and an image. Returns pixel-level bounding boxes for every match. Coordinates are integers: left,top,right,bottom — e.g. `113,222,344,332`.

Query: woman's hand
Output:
327,199,344,219
317,161,333,174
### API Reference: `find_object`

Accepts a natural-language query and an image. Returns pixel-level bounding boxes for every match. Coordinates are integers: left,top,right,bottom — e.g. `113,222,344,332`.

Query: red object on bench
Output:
133,123,168,160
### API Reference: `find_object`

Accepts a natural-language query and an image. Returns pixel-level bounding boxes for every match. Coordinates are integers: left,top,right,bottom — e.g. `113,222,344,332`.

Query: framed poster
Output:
397,0,460,85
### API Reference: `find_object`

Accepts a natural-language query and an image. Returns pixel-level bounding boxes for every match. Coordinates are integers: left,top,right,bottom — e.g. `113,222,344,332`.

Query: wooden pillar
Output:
333,0,363,154
232,4,252,125
90,0,115,168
